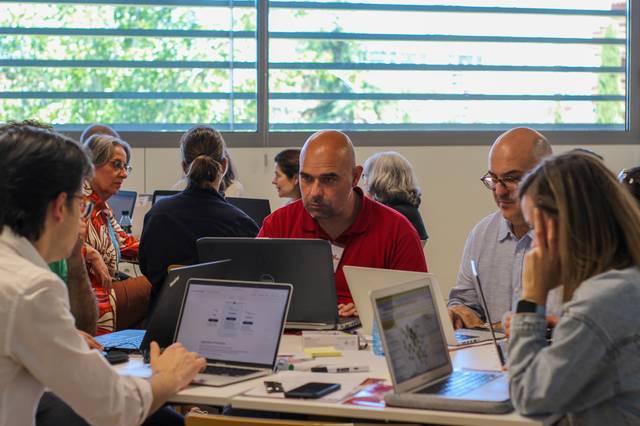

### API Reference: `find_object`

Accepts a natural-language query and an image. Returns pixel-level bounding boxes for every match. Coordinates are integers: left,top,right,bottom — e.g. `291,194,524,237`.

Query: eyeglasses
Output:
109,159,133,174
480,173,522,191
73,195,94,218
618,168,639,186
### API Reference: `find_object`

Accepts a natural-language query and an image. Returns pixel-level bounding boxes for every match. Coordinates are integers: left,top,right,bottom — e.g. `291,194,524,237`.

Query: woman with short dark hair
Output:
139,126,259,312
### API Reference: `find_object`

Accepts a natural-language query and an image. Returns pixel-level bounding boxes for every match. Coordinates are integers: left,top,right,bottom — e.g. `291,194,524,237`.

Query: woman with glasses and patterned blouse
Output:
83,134,151,335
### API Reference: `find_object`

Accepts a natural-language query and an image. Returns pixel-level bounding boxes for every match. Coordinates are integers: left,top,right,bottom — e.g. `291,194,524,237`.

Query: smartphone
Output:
284,382,341,399
104,350,129,365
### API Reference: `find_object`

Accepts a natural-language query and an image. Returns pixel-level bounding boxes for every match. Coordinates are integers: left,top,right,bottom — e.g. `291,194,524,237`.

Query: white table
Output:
153,336,549,426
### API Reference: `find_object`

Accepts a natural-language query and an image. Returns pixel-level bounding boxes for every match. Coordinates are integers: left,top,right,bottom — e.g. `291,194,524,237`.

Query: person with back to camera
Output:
362,151,428,243
272,148,302,204
83,133,151,335
172,149,245,197
0,125,206,426
509,152,640,424
139,126,259,312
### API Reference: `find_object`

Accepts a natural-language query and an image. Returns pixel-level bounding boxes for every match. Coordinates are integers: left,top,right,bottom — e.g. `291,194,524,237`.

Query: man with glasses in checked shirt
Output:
447,127,562,330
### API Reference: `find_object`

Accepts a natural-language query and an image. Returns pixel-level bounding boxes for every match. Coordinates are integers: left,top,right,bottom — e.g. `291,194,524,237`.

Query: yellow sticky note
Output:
304,346,342,357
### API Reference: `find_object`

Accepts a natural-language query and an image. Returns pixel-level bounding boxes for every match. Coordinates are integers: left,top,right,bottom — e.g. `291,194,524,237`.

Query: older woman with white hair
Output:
83,133,150,335
363,151,428,242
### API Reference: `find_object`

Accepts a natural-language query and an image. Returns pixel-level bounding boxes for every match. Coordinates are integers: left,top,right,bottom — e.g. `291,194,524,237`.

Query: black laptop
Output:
197,237,360,330
225,197,271,227
96,260,231,355
140,259,232,357
151,189,178,204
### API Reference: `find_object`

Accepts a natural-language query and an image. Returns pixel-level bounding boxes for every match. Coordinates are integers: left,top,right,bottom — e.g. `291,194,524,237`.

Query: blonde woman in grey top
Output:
510,152,640,425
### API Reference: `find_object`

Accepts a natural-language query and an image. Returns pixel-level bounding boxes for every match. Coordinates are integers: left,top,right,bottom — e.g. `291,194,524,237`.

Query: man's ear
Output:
49,192,68,224
352,165,363,187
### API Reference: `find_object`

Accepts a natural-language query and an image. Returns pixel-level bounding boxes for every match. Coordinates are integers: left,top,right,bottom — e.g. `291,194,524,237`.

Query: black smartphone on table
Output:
284,382,341,399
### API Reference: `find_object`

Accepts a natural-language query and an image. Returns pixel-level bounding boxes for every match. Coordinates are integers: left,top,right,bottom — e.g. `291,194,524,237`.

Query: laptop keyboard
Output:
203,365,258,377
336,316,361,330
97,330,144,351
417,371,500,397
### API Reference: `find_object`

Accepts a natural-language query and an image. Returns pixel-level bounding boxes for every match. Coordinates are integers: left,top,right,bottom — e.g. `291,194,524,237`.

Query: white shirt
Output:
0,229,152,426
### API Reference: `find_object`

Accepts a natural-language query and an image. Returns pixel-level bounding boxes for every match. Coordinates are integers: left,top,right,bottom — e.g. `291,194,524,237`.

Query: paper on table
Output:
116,357,152,378
242,371,364,403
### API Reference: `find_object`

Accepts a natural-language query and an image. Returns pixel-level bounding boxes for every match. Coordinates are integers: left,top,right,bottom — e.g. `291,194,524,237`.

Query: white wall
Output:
123,144,640,296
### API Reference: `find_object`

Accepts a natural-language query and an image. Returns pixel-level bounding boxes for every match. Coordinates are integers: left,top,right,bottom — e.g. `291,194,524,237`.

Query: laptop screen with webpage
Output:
375,284,449,384
175,279,291,369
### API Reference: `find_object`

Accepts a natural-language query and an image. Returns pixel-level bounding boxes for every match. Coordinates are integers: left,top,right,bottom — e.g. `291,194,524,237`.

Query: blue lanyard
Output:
105,215,121,265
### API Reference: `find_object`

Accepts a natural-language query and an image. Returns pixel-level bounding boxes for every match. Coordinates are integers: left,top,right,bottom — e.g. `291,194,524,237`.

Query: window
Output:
0,1,634,145
269,0,627,131
0,1,258,131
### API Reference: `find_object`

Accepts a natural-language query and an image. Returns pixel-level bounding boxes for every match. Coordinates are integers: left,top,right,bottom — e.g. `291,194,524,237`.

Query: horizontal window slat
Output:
3,1,622,17
0,60,624,73
1,92,623,101
0,0,255,7
0,91,255,99
0,27,256,38
0,28,623,45
268,93,624,101
269,32,625,45
0,60,256,69
270,63,624,73
268,122,626,131
53,122,257,131
268,1,625,17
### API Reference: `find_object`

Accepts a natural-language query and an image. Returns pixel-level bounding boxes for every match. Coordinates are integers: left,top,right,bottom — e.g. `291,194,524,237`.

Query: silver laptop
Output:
344,266,503,345
174,278,292,387
371,278,512,414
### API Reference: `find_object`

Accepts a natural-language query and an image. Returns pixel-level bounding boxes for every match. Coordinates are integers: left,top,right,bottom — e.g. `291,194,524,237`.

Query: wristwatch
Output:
516,299,546,316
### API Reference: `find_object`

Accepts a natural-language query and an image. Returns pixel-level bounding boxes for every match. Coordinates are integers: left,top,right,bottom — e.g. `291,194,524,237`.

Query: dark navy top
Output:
139,185,259,309
387,202,429,242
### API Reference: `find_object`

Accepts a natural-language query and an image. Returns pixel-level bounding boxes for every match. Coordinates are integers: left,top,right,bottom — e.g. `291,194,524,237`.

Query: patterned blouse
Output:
83,182,139,335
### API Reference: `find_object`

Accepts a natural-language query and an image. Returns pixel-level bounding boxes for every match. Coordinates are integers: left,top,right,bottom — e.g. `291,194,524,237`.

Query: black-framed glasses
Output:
480,173,522,191
109,159,133,174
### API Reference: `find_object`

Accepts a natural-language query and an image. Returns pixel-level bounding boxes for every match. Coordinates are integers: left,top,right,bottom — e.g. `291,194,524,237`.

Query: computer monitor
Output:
226,197,271,226
108,190,137,223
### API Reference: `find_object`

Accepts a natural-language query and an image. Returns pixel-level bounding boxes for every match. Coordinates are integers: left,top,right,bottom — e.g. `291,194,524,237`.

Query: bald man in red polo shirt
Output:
258,130,428,317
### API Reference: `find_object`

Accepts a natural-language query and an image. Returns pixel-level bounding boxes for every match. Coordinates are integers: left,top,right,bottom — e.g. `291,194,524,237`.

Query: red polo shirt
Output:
258,188,428,304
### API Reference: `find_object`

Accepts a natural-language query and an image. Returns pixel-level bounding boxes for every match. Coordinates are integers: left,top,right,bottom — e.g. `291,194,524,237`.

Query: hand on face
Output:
522,202,561,305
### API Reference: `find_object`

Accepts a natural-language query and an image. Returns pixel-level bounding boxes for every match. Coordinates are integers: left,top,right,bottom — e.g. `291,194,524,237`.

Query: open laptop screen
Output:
375,285,449,384
175,279,290,368
109,190,136,223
